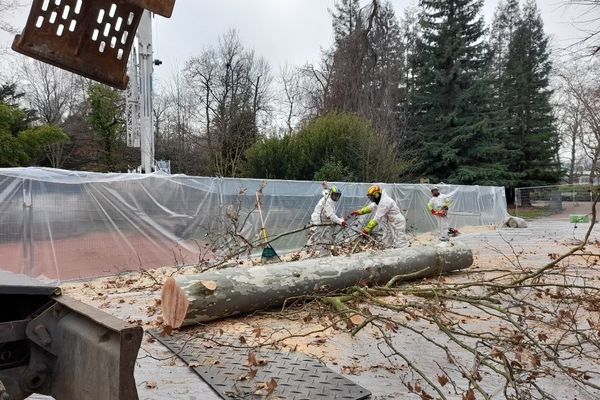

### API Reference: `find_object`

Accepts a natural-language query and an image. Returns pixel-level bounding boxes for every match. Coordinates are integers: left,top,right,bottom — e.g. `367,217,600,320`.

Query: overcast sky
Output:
150,0,593,83
0,0,597,84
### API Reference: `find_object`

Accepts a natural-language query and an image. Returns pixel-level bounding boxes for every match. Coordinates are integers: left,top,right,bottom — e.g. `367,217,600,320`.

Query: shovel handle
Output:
260,227,268,242
256,191,268,243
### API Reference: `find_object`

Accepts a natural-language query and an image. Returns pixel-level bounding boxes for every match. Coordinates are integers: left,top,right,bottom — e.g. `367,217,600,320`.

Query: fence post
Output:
22,178,34,276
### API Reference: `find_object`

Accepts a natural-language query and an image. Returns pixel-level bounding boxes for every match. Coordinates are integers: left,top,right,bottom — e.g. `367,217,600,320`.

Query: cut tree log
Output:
161,277,189,328
162,243,473,328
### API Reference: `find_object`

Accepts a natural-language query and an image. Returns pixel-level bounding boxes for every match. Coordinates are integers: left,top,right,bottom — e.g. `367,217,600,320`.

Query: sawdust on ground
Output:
59,221,600,399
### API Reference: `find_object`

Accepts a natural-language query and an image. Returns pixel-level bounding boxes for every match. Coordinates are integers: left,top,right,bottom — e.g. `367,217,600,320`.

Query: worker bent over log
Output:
351,185,409,249
306,186,347,253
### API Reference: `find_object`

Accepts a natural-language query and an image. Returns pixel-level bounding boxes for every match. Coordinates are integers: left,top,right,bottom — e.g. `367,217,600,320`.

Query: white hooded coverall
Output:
307,190,344,246
428,193,451,240
363,192,408,249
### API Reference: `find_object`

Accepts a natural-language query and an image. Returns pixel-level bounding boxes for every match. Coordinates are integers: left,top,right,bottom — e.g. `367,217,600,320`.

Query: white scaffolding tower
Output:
126,10,154,173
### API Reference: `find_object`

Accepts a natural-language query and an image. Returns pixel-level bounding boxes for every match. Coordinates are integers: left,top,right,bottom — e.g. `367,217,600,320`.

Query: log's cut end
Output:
161,277,189,329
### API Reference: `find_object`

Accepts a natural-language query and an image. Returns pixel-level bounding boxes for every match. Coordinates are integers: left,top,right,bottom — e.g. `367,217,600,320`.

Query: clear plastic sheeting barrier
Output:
0,168,508,282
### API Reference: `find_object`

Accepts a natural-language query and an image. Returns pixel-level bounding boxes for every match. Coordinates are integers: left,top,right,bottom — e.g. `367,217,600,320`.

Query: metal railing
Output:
514,184,596,218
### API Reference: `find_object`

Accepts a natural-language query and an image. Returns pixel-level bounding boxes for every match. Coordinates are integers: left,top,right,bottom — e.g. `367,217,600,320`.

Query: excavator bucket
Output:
11,0,175,89
0,271,143,400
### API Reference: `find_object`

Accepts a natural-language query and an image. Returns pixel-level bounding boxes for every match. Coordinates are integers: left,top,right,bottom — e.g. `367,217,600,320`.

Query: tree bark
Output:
163,243,473,327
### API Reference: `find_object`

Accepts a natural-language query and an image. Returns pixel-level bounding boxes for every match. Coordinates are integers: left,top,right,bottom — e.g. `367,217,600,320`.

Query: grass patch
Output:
508,206,553,220
558,184,598,193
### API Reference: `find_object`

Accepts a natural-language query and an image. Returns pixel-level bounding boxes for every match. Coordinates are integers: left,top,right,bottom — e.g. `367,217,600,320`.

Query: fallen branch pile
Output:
306,197,600,399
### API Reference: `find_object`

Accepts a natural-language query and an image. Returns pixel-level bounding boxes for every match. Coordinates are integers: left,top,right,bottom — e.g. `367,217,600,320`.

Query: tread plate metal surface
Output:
149,330,371,400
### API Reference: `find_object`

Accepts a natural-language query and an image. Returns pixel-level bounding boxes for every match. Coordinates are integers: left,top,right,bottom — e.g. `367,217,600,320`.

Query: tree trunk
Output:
569,125,577,184
163,243,473,327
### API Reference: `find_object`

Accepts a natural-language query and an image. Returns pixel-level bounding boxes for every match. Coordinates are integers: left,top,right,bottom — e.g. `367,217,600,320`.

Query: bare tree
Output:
558,58,600,182
46,140,68,168
312,1,405,142
185,30,272,177
185,48,217,152
0,0,23,34
154,71,208,175
18,59,82,124
299,56,334,121
277,64,304,134
556,89,586,183
152,86,169,142
564,0,600,55
564,102,585,183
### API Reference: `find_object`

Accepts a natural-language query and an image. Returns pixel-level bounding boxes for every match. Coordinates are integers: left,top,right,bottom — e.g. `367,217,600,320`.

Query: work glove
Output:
350,211,360,217
363,219,377,236
430,209,436,215
341,220,348,228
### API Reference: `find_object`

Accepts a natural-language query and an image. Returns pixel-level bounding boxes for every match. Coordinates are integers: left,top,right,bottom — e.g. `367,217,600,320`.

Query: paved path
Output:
462,215,599,267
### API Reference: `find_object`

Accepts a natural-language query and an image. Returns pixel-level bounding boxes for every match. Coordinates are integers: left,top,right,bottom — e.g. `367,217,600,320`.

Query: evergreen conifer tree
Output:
501,0,561,187
331,0,362,44
490,0,520,84
408,0,513,184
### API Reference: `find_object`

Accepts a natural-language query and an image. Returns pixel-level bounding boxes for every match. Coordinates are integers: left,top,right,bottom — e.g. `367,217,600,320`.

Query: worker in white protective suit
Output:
350,185,409,249
306,186,347,248
427,186,454,241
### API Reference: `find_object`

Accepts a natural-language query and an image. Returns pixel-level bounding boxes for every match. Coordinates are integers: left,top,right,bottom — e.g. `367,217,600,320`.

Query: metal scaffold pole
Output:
126,10,155,173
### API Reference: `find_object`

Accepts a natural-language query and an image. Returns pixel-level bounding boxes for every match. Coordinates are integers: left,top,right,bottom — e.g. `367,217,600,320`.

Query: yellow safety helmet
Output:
367,185,382,201
329,186,341,201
